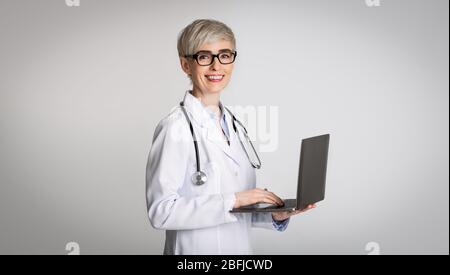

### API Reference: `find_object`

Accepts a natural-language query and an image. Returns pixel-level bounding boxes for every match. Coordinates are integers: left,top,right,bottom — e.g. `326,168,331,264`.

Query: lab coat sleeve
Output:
251,212,289,231
146,113,238,230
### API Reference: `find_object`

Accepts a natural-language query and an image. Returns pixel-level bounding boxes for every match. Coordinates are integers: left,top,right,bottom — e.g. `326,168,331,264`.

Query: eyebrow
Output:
197,49,234,53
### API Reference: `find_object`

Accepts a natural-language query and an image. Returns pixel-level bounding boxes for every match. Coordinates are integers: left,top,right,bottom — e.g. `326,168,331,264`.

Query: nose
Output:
209,56,221,70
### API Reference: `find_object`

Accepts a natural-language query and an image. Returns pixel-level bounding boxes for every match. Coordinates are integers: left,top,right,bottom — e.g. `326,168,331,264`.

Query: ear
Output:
179,57,192,76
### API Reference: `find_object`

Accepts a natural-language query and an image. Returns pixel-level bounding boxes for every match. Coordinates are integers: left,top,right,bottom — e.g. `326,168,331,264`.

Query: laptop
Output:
230,134,330,213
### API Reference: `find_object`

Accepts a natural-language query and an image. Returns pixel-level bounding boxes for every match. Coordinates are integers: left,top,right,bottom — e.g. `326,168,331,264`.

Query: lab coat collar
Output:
181,90,240,166
181,90,211,128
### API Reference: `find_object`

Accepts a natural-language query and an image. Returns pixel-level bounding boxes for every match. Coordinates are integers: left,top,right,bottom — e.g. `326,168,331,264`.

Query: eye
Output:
198,54,211,60
219,53,231,59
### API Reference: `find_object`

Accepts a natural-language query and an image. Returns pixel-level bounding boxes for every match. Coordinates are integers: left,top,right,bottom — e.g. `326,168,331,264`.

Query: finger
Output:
300,204,313,210
296,204,316,213
257,194,277,205
271,192,284,205
268,192,284,205
253,191,284,206
300,206,312,212
290,207,307,215
262,195,281,205
265,194,284,206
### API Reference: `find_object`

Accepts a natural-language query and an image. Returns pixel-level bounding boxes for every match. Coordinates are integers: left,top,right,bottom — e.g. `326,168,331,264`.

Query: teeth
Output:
206,75,223,80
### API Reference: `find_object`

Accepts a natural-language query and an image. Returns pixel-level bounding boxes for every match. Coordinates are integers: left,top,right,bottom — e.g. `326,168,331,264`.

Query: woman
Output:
146,19,315,255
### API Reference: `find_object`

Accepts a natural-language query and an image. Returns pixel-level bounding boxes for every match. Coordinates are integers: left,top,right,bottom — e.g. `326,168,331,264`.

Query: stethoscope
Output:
179,101,261,186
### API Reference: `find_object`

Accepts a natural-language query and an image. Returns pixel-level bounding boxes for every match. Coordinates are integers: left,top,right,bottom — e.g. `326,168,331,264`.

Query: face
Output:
180,39,235,95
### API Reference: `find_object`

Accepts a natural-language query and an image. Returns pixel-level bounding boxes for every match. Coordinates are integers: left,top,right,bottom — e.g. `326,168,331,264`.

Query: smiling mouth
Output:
205,75,224,82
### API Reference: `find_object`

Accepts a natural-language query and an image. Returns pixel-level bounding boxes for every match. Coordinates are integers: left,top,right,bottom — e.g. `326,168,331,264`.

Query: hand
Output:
234,188,284,208
272,204,316,221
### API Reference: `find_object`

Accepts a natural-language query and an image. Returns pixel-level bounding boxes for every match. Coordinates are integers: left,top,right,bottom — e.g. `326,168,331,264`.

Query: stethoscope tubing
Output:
179,101,261,185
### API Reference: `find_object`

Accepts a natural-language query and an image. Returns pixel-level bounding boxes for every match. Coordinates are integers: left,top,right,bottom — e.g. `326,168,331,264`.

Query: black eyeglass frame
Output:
184,50,237,66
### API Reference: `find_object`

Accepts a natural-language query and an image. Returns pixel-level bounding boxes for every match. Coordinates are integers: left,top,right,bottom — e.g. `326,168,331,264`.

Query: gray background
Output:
0,0,448,255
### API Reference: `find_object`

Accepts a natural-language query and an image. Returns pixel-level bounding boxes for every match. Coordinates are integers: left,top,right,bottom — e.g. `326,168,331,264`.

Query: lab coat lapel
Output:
205,120,241,167
181,91,208,128
182,91,241,166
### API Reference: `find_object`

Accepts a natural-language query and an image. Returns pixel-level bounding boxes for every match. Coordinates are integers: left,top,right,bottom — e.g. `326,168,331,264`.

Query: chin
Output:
208,87,225,94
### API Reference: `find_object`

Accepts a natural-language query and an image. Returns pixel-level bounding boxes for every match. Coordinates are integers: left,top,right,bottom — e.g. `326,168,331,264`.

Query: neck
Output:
191,88,221,117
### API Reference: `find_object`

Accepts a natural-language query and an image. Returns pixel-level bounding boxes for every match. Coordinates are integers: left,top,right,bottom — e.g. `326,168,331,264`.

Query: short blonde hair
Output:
177,19,236,57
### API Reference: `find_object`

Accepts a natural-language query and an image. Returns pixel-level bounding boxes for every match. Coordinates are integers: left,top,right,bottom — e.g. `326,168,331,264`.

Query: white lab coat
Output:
146,91,284,255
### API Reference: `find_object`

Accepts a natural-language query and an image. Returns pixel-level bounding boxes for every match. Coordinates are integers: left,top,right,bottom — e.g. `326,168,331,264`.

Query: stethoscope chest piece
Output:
192,171,208,186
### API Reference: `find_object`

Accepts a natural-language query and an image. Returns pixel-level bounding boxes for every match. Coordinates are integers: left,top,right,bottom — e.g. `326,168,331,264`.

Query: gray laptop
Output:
230,134,330,213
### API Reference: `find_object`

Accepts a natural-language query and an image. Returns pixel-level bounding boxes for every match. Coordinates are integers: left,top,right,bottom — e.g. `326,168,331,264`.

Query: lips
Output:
205,74,224,82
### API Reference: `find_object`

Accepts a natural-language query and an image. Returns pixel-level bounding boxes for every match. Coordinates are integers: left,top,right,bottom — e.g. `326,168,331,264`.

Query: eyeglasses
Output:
185,50,237,66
